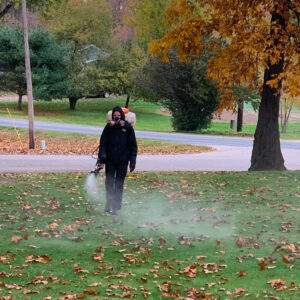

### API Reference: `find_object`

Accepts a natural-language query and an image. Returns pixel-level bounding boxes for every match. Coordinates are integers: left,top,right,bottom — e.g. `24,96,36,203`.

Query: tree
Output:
126,0,172,48
43,0,112,49
42,0,113,109
89,40,146,108
149,0,300,170
217,86,259,132
133,49,220,131
0,0,63,19
0,25,71,110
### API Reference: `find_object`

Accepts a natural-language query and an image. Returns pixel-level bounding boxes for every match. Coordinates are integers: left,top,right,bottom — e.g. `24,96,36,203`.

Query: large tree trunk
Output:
249,11,286,171
69,97,79,110
237,99,243,132
17,93,22,111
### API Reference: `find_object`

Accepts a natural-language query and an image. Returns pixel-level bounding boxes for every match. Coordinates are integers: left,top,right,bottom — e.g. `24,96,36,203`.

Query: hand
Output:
98,155,106,164
129,162,135,172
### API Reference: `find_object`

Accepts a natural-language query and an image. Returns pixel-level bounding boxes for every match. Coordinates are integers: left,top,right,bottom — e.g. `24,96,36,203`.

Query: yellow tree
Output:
149,0,300,171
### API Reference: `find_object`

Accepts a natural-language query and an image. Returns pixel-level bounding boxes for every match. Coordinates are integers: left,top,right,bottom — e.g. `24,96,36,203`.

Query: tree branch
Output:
0,3,14,19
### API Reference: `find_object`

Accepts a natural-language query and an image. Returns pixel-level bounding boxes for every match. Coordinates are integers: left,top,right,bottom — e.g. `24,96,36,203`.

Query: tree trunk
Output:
281,122,287,134
69,97,79,110
249,11,286,171
125,94,130,108
17,93,23,111
281,102,292,134
237,99,243,132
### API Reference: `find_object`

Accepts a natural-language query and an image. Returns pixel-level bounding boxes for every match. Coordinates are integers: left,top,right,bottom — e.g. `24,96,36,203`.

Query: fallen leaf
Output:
267,279,287,291
83,289,100,295
88,282,102,287
258,260,267,271
159,237,166,245
237,270,246,277
25,255,52,264
235,237,245,248
91,253,104,262
281,255,290,264
11,236,23,243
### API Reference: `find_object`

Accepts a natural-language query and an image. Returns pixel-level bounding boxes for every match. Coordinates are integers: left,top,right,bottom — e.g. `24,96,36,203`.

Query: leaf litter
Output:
0,171,300,299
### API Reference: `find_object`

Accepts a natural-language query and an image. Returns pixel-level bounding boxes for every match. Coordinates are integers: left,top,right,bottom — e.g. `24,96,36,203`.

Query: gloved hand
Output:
129,161,135,172
98,155,106,164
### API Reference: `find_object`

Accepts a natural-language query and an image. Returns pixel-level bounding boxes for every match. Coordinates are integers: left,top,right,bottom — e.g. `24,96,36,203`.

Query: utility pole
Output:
22,0,35,149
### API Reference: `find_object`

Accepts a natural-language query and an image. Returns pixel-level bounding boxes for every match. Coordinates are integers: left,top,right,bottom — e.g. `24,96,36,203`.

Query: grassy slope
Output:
1,97,300,139
0,171,299,299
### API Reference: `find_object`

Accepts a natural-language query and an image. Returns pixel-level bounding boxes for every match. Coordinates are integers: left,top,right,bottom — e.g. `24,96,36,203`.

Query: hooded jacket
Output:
98,106,137,165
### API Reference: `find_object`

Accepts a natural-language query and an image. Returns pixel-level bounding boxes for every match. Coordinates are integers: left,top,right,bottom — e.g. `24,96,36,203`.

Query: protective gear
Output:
109,119,125,127
112,106,126,121
105,160,128,212
113,117,120,124
98,105,137,213
98,154,106,164
129,161,135,172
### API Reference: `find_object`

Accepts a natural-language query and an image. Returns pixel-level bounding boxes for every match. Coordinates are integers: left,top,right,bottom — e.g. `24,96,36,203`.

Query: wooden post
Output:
22,0,35,149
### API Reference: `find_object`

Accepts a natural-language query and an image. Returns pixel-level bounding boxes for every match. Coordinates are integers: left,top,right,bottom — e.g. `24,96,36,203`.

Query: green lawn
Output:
0,171,299,299
0,97,173,132
1,97,300,139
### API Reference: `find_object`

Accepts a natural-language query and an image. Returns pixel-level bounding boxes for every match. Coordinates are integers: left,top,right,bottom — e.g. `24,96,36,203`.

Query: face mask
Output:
113,117,120,123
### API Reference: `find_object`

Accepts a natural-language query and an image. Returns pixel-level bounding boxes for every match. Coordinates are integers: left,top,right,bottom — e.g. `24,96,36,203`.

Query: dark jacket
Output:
98,106,137,165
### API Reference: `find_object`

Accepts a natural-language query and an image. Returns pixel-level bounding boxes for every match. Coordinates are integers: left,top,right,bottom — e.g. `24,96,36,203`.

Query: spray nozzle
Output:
90,163,104,176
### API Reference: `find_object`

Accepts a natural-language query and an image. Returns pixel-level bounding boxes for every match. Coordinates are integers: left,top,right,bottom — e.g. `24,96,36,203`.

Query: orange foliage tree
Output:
149,0,300,170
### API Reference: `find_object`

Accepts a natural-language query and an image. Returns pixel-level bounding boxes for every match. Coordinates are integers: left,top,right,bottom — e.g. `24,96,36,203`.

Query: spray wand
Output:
90,145,105,176
90,163,104,176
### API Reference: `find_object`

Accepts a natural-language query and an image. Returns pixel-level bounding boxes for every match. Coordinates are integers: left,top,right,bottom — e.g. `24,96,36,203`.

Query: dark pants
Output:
105,160,128,211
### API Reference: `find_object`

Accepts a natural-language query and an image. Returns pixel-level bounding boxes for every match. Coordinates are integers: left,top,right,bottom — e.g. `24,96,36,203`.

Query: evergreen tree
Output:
0,25,71,109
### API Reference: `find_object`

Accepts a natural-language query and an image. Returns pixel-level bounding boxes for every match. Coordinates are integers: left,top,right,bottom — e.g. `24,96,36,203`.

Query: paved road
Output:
1,117,300,172
1,146,300,173
1,117,300,149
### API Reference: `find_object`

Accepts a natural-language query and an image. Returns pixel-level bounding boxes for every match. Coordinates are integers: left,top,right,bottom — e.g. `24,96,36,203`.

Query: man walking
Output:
97,106,137,215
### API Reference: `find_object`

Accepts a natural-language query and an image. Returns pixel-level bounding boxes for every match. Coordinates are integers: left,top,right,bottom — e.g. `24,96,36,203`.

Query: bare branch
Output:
0,3,14,19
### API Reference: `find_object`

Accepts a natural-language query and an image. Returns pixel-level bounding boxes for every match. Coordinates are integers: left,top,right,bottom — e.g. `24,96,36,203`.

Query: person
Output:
97,106,137,215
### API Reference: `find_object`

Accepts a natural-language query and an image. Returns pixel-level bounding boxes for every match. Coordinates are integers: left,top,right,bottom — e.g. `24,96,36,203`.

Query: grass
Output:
1,97,300,139
0,127,212,155
0,97,173,132
199,122,300,140
0,171,299,299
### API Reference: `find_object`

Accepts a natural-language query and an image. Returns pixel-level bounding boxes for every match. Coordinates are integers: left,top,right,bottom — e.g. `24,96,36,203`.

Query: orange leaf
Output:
258,260,267,271
237,270,246,277
281,255,290,264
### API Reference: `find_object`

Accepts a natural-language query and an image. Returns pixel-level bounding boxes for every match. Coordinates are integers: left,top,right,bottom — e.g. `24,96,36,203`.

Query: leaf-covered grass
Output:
0,127,212,155
0,171,299,299
1,97,300,139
